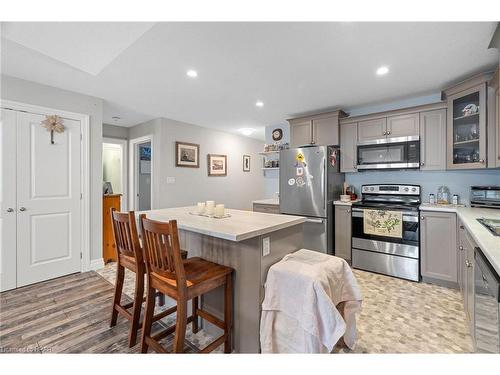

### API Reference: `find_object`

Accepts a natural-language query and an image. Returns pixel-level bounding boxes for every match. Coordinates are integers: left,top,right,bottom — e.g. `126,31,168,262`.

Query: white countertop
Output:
420,204,500,276
252,198,279,206
137,206,305,242
334,199,360,206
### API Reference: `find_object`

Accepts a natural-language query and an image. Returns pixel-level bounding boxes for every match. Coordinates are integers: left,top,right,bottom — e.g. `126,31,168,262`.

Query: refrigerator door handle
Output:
305,218,324,224
323,158,326,210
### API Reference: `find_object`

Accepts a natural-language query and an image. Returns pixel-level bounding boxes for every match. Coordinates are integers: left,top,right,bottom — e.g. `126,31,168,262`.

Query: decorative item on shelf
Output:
243,155,251,172
176,141,200,168
207,154,227,176
272,128,283,141
190,201,231,218
436,185,451,205
103,182,113,195
41,115,65,144
452,194,459,205
206,200,215,215
197,202,206,215
462,104,479,117
263,142,289,153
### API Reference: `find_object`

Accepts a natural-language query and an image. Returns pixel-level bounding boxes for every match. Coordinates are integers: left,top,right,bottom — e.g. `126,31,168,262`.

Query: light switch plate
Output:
262,237,270,256
166,177,175,184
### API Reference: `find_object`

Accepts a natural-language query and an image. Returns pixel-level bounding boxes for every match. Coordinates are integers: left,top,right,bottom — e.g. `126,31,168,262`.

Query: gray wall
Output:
346,169,500,205
103,123,128,139
129,117,266,210
1,75,104,263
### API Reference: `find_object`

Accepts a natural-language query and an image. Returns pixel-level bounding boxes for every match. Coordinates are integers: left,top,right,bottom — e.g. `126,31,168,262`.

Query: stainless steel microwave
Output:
356,136,420,170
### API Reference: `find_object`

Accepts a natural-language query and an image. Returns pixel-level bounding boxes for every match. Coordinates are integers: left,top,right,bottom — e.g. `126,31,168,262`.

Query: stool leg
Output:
224,273,233,353
128,269,144,347
140,284,155,353
110,264,125,327
158,293,165,306
192,297,199,333
173,299,187,353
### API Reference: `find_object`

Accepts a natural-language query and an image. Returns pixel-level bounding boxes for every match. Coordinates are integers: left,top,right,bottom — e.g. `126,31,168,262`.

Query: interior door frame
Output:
103,137,128,211
0,99,92,273
129,134,154,211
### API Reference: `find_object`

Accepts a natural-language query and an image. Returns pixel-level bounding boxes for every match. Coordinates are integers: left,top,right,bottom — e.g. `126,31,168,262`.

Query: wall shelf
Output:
259,150,280,155
262,167,279,171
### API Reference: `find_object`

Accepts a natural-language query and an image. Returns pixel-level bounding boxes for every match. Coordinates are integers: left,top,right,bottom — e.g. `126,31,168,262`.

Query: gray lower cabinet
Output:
334,205,352,261
458,219,476,340
419,109,447,170
253,203,280,214
386,112,419,138
340,122,357,172
420,211,457,286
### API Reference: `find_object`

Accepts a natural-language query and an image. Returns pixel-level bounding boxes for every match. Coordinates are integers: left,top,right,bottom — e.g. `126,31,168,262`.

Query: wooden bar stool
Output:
109,209,187,347
139,215,234,353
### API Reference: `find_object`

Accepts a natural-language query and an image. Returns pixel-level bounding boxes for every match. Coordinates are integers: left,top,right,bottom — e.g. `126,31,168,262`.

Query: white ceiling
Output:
1,22,498,140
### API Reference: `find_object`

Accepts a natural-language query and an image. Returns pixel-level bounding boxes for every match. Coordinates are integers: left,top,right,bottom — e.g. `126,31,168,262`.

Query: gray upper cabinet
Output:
289,118,313,147
420,211,457,285
387,113,419,138
419,109,446,170
357,118,387,143
443,74,490,170
340,122,357,172
334,205,352,262
288,110,346,148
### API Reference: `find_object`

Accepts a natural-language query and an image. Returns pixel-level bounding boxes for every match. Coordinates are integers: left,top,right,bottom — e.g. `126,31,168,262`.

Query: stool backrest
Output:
139,215,186,289
110,208,143,262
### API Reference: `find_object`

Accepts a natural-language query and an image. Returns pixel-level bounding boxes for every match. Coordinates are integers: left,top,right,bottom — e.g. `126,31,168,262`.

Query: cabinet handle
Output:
387,130,391,135
420,216,424,220
347,210,351,213
420,162,425,166
6,208,14,213
459,225,464,229
465,260,472,268
383,131,387,135
19,207,27,212
479,159,485,164
459,245,463,251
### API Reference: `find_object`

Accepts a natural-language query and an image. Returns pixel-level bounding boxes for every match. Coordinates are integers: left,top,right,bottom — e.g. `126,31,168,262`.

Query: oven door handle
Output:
351,208,419,221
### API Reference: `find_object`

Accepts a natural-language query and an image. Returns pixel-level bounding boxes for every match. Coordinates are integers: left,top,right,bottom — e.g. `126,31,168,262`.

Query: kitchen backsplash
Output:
346,169,500,205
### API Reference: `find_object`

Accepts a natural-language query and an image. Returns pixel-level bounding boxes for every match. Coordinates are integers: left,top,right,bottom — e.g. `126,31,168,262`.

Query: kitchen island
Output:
137,206,305,353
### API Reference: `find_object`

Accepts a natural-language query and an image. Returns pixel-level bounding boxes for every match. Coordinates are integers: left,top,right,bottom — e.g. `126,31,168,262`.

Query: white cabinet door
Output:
420,109,446,170
16,112,82,287
0,109,17,292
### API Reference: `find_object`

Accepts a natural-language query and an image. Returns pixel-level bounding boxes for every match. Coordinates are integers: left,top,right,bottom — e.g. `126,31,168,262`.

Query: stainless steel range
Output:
351,184,421,281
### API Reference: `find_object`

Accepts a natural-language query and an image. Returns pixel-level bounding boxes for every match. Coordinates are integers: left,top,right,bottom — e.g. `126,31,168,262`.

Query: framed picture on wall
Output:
175,141,200,168
243,155,251,172
207,154,227,176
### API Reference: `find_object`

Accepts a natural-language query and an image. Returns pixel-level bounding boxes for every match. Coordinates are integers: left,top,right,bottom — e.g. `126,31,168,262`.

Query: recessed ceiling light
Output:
376,66,389,76
186,70,198,78
239,128,255,136
255,101,264,107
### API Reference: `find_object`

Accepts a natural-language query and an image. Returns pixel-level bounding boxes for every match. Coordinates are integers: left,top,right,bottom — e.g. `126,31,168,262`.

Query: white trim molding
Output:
0,99,92,274
103,137,128,211
89,258,105,271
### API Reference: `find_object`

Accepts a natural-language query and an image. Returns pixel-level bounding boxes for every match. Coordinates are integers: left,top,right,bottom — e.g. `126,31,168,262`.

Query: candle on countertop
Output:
206,200,215,215
215,204,225,217
197,202,206,214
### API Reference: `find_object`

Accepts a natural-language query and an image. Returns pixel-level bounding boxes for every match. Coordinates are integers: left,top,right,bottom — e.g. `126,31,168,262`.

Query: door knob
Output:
19,207,26,212
6,208,14,213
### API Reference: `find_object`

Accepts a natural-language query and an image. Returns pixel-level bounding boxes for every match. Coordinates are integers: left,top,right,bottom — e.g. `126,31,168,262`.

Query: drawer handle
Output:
459,245,463,251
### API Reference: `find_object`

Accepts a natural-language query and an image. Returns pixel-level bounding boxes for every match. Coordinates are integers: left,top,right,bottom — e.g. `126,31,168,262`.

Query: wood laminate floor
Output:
0,265,473,354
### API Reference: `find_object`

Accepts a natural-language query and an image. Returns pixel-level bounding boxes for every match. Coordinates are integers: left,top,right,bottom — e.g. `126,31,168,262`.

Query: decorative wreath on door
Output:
41,115,65,144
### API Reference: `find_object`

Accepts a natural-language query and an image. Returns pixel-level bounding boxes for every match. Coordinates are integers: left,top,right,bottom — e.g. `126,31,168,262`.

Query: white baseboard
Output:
89,258,105,271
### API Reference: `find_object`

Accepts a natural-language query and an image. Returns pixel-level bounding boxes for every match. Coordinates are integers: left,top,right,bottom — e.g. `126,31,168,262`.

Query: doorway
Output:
129,135,153,211
102,137,128,210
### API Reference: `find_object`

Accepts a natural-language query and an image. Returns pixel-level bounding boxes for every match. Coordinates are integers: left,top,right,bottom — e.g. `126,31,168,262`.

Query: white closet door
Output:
0,109,17,292
16,112,82,287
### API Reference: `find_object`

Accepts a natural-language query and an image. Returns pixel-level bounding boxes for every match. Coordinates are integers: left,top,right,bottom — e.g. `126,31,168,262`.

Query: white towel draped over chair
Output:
260,249,362,353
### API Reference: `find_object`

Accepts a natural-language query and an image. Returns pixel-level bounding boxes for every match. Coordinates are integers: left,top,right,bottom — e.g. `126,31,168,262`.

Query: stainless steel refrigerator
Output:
279,145,344,254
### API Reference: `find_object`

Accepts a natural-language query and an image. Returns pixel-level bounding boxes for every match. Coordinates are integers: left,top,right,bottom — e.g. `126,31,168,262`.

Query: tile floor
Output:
97,262,473,353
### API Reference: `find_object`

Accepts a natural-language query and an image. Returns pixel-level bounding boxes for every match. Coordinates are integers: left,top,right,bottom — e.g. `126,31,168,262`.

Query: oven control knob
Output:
404,187,409,192
369,187,374,191
411,187,416,192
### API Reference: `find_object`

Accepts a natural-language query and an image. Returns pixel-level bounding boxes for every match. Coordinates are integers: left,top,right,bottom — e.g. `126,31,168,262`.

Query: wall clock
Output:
272,128,283,141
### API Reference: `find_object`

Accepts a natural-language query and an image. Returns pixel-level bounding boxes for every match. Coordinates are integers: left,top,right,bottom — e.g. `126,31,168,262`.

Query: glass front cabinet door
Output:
447,83,487,169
